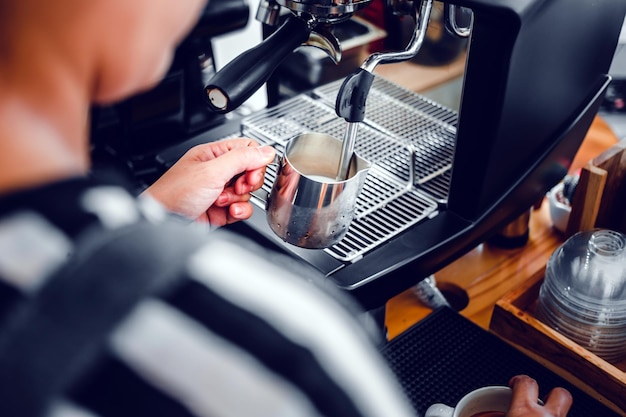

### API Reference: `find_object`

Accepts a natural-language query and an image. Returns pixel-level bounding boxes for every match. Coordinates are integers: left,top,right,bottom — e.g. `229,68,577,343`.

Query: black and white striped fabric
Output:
0,175,418,417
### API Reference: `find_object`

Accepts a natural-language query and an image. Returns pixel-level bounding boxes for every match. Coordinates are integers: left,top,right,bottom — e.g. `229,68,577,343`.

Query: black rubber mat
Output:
380,307,621,417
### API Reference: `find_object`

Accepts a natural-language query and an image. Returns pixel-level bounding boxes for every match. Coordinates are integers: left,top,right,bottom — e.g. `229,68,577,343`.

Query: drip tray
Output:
242,76,457,262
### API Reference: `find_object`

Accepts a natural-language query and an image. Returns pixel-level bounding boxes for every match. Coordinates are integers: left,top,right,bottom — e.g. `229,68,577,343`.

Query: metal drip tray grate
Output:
242,76,457,262
314,76,458,203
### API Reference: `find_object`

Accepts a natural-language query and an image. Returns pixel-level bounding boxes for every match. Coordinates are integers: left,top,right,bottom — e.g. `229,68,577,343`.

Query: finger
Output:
189,138,260,162
203,145,275,187
229,201,254,221
217,137,260,154
234,167,267,194
207,201,254,227
509,375,540,405
542,387,573,417
213,189,251,207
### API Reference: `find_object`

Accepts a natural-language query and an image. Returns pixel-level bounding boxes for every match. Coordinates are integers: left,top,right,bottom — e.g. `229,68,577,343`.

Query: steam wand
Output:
335,0,434,180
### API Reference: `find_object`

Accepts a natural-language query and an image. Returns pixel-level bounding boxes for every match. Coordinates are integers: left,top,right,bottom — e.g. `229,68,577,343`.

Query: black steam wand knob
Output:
204,15,313,113
335,69,375,180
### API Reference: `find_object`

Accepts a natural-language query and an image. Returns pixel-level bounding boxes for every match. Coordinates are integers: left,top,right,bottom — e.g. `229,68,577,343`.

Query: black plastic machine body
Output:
352,0,626,308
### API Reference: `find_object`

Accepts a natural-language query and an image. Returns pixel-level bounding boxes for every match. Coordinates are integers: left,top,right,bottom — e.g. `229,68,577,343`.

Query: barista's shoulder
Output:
0,180,418,417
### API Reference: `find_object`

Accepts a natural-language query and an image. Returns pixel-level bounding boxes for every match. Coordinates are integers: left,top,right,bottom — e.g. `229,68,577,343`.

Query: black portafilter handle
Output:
335,68,375,123
205,15,312,113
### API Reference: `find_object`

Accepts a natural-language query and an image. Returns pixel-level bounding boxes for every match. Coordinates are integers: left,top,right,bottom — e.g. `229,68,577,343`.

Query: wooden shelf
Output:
491,271,626,415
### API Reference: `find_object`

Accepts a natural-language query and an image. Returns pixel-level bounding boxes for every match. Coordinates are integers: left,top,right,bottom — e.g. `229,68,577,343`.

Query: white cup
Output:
424,386,512,417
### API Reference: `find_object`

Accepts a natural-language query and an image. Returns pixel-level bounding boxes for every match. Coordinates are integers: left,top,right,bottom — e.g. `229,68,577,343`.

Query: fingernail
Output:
232,205,243,217
259,146,275,159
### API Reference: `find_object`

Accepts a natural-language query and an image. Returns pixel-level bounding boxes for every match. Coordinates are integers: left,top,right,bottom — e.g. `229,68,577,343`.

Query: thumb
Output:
207,145,276,184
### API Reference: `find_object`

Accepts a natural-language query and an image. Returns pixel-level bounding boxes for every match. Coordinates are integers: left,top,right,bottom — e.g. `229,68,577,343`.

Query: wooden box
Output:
490,269,626,415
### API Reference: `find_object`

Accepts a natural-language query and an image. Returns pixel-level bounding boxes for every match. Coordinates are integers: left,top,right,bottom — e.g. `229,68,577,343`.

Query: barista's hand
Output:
507,375,572,417
144,138,275,226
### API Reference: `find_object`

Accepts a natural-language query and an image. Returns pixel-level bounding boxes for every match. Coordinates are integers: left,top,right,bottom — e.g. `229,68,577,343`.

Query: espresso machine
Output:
101,0,626,311
195,0,626,310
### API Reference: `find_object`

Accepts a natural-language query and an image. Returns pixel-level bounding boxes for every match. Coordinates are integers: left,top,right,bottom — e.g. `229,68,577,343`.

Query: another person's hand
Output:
144,138,275,226
507,375,572,417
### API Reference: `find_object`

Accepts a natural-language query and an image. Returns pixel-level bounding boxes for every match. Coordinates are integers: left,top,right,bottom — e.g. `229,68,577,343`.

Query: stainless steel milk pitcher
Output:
266,132,371,249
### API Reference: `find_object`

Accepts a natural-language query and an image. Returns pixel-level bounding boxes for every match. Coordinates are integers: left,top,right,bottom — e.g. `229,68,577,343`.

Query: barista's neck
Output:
0,67,92,194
